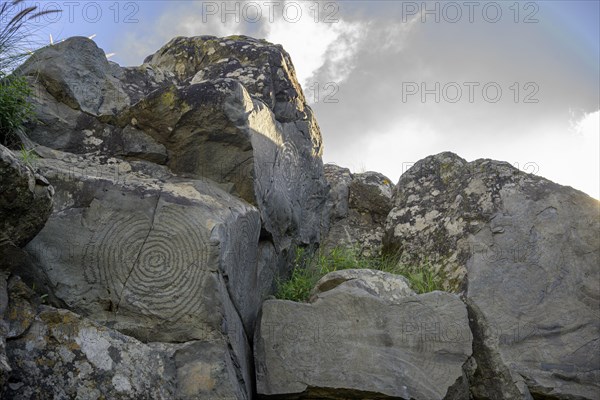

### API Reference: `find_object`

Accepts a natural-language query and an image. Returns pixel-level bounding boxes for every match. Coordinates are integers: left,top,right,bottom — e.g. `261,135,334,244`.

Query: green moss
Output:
225,35,248,41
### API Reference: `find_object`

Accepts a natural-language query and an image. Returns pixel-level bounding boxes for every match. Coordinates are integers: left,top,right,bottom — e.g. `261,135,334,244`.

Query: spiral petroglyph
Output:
83,204,211,322
278,140,301,195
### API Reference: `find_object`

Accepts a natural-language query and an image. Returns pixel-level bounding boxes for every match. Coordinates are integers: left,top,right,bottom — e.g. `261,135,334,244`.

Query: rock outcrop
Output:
1,144,54,388
2,275,175,399
255,270,473,399
0,144,53,248
2,274,255,400
3,34,327,399
2,32,598,400
19,35,327,252
321,164,394,255
384,152,600,399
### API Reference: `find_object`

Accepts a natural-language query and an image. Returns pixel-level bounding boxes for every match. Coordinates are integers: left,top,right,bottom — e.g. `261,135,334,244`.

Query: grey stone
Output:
323,164,353,222
321,164,394,256
0,144,53,248
4,305,177,400
0,271,9,388
20,153,258,398
120,75,326,253
309,268,415,303
255,285,472,399
137,35,328,251
384,152,600,399
2,272,253,400
17,36,130,117
349,171,394,218
144,35,310,123
118,125,168,164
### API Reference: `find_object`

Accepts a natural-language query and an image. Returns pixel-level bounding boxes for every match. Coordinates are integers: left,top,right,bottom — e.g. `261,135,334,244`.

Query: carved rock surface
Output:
384,152,600,399
255,272,473,400
20,151,256,398
8,34,331,399
19,36,327,253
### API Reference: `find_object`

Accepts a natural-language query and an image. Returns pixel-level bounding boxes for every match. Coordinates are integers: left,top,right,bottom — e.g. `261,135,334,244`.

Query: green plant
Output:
0,1,60,145
18,143,37,167
276,246,447,302
1,0,60,71
276,248,319,302
0,72,33,145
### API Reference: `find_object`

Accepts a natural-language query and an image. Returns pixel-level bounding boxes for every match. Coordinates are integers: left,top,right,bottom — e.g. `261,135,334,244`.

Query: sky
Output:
14,0,600,199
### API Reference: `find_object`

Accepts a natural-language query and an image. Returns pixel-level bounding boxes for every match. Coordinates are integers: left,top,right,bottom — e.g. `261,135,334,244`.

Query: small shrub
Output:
1,0,61,71
0,73,33,145
0,0,61,146
18,143,37,167
276,248,320,302
275,246,447,302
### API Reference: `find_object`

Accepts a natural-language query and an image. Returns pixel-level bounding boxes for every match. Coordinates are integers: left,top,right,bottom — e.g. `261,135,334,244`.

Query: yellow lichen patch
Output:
40,310,82,350
175,62,186,77
160,88,177,109
225,35,246,41
35,357,55,367
178,361,217,396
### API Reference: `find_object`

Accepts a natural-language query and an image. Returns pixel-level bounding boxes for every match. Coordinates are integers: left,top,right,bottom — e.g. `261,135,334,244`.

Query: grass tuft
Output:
276,246,446,302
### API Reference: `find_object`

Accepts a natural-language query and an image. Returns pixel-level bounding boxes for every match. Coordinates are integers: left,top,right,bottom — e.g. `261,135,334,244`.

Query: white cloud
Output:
264,1,366,87
108,1,599,201
324,110,600,200
112,0,367,84
323,117,442,181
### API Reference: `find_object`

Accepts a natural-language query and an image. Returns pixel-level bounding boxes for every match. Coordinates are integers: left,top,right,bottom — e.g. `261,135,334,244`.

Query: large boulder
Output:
18,36,327,253
321,164,394,255
2,273,259,400
383,152,600,399
17,38,130,117
119,77,325,250
0,144,53,248
144,35,310,124
4,304,176,400
20,150,258,398
8,34,330,398
254,270,473,399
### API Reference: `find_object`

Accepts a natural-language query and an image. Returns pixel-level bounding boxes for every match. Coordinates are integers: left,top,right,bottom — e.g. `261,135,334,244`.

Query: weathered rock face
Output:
0,144,53,248
1,144,54,385
2,272,257,400
18,150,256,398
383,152,600,399
144,35,311,124
120,77,325,249
309,268,414,303
7,35,329,398
17,37,130,117
19,35,327,253
2,273,174,399
255,270,473,400
321,164,394,255
25,150,258,339
0,270,9,388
